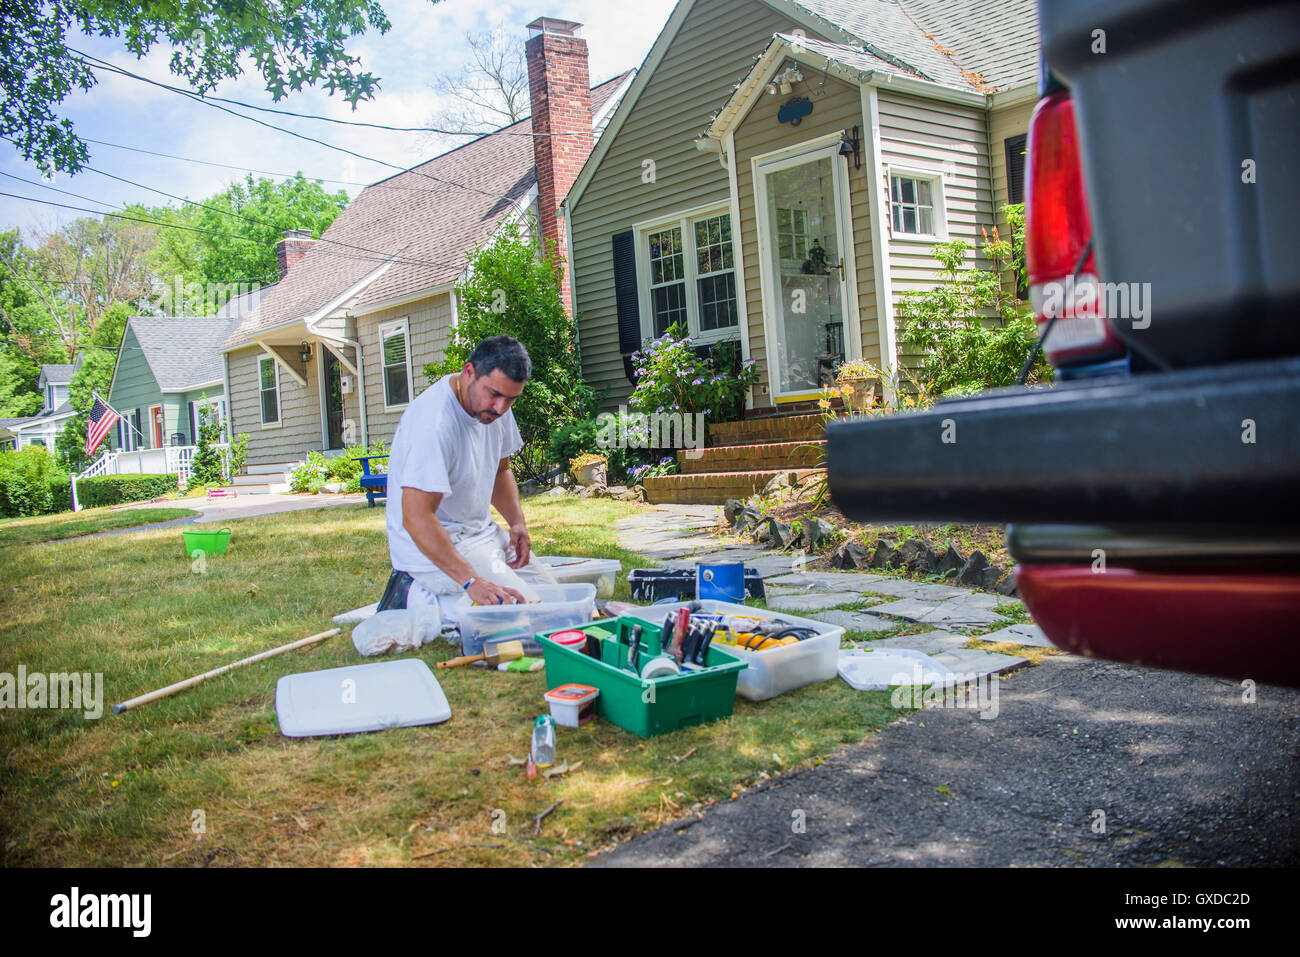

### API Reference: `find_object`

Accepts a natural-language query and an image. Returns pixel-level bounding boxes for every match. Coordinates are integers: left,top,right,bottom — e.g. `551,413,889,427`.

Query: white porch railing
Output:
79,443,231,486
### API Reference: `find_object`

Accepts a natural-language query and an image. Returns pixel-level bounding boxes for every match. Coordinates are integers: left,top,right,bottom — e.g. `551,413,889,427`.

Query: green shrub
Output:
0,446,70,517
289,451,330,494
550,419,599,465
629,323,757,425
75,474,178,509
190,399,226,486
896,203,1052,395
424,218,589,481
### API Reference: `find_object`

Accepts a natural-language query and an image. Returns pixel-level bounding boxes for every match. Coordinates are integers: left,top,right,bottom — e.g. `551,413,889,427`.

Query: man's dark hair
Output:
466,335,531,382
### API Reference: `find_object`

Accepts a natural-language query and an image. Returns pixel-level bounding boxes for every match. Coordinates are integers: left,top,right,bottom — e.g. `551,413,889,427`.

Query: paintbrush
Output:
437,640,526,669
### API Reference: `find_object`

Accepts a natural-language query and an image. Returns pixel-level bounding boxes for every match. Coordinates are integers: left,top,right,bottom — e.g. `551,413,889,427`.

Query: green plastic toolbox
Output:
538,616,746,738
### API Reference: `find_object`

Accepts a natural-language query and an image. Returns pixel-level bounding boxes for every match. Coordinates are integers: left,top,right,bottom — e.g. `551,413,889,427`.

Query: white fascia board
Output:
304,258,397,331
347,280,458,318
988,82,1039,110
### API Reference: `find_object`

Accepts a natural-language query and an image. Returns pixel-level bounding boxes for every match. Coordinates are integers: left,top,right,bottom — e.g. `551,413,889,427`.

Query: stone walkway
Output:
615,504,1044,680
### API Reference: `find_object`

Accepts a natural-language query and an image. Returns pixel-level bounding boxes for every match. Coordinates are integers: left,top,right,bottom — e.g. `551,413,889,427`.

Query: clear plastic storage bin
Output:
535,556,622,599
457,582,597,656
643,599,844,701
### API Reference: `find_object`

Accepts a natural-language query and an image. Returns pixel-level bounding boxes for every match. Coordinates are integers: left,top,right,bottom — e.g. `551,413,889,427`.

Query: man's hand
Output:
466,578,526,605
507,522,531,569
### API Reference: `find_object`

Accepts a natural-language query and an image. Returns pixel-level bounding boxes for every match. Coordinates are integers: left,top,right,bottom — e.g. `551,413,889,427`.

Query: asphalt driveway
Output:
592,654,1300,867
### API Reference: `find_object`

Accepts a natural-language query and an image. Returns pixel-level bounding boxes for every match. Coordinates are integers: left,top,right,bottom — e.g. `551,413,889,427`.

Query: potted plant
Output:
569,452,607,487
834,359,883,412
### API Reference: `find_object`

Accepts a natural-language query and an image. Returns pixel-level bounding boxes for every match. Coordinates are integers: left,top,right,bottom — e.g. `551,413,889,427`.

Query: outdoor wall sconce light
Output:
840,126,861,170
299,341,312,364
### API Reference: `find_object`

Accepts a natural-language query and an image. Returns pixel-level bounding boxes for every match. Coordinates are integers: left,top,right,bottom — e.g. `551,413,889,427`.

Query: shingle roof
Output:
788,0,1038,93
129,316,242,391
896,0,1040,91
39,364,74,385
215,282,276,320
776,33,923,82
793,0,972,90
223,72,632,350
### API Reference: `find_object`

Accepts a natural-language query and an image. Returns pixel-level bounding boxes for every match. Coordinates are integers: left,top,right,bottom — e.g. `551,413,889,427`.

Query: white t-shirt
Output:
385,373,523,574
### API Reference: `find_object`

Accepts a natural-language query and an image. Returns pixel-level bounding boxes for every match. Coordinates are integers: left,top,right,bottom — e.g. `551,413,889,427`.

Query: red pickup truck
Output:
828,0,1300,686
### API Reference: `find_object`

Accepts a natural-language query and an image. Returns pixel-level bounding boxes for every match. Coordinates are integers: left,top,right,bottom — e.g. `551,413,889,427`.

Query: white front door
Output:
754,140,857,401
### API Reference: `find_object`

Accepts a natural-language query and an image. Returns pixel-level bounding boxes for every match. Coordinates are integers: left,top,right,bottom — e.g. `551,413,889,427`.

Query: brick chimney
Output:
525,17,593,314
276,229,315,278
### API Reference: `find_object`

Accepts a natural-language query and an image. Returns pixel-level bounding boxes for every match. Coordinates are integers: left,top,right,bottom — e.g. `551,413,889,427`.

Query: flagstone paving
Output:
615,505,1040,679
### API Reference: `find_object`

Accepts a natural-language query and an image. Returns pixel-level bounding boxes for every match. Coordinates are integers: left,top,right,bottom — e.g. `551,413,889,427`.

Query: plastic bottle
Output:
531,715,557,768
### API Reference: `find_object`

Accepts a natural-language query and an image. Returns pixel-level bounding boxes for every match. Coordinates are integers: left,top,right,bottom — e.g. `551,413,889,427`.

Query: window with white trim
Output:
259,356,281,425
380,319,412,408
640,209,738,340
890,174,937,236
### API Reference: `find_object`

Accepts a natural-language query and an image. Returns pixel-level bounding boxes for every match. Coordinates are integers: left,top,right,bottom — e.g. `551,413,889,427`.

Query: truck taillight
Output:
1026,89,1126,369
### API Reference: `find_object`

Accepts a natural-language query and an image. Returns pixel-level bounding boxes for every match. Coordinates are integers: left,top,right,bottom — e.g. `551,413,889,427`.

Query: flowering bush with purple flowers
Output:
629,323,757,427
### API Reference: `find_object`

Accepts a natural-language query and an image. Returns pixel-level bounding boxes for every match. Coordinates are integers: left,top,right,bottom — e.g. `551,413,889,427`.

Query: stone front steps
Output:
644,467,824,505
677,439,824,474
706,413,825,447
645,412,828,505
229,461,299,494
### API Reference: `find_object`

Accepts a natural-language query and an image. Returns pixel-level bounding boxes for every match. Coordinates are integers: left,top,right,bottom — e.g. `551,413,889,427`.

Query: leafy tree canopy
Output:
150,173,350,294
1,0,416,174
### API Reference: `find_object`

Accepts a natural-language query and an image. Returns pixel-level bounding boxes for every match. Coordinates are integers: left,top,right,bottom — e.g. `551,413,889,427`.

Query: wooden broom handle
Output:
111,628,340,714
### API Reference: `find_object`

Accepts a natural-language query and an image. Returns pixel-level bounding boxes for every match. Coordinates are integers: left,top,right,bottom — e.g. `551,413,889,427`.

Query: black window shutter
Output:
611,230,641,382
1005,134,1028,205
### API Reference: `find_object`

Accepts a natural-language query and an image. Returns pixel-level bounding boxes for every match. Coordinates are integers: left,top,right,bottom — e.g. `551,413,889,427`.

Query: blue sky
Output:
0,0,677,236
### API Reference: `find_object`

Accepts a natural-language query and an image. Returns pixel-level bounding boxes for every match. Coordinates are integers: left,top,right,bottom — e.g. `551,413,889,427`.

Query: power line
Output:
76,51,518,203
0,188,268,245
1,169,467,274
81,166,469,273
66,47,593,139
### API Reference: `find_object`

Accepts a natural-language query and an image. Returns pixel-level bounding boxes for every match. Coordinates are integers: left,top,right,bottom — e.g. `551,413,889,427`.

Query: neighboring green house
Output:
106,316,243,454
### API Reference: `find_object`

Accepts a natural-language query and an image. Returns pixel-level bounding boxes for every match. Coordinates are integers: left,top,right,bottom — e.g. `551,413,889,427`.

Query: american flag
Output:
85,395,120,456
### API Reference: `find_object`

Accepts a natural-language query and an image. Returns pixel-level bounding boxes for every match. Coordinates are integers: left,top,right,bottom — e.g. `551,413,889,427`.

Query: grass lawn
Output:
0,497,902,867
0,507,200,548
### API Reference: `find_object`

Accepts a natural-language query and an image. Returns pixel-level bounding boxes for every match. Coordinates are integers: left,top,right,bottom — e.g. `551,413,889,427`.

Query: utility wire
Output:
75,51,519,203
74,54,580,138
1,170,466,274
81,166,468,273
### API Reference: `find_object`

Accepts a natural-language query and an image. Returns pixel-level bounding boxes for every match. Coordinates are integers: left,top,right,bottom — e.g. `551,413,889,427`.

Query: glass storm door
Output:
324,349,344,449
758,146,851,398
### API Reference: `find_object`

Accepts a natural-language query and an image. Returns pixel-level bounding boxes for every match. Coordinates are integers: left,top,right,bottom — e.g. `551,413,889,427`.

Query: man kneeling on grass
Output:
376,335,553,611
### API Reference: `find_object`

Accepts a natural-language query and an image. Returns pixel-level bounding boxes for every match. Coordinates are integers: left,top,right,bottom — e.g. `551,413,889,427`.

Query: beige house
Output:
565,0,1038,417
219,19,632,490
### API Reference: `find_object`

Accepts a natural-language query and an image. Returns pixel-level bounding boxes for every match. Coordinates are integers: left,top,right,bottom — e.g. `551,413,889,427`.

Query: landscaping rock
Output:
734,506,762,531
977,565,1004,592
956,550,990,587
543,486,568,498
936,545,966,579
629,485,649,503
899,539,938,574
723,499,744,524
831,541,870,569
761,471,798,497
995,572,1019,597
753,517,794,548
870,540,903,570
800,517,838,551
